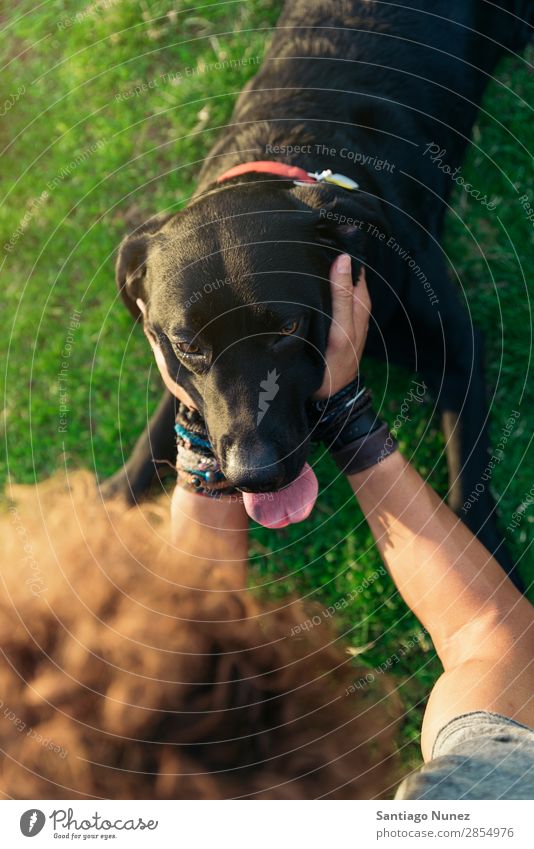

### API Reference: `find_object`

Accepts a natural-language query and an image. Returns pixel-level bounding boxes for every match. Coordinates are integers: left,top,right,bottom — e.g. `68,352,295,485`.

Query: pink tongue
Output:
241,463,318,528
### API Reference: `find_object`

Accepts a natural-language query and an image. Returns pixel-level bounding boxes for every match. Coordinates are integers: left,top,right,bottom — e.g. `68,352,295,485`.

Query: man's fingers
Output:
142,321,198,408
354,266,371,314
313,255,370,398
353,267,372,332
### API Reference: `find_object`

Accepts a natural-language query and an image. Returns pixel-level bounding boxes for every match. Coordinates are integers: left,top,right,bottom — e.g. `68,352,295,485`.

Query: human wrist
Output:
307,375,398,475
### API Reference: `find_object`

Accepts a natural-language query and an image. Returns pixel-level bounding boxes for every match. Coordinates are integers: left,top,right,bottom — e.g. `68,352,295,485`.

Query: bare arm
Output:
323,255,534,760
349,452,534,759
171,487,249,588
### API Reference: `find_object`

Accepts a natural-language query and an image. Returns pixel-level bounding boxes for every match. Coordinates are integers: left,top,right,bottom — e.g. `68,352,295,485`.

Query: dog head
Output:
116,176,386,494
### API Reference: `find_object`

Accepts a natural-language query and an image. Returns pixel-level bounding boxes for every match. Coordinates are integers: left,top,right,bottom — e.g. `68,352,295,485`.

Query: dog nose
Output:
222,439,286,492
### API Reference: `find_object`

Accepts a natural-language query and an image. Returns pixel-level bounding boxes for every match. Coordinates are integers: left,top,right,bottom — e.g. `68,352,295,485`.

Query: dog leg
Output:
100,390,177,503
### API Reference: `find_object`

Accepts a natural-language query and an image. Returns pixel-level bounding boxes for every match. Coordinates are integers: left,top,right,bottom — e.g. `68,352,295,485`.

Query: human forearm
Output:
347,450,531,669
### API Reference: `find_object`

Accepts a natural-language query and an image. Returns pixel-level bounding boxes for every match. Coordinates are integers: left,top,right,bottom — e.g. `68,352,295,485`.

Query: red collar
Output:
216,160,316,184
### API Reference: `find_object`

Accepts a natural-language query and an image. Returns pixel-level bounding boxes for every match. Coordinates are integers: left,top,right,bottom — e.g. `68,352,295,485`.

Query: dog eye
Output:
279,319,299,335
175,340,201,355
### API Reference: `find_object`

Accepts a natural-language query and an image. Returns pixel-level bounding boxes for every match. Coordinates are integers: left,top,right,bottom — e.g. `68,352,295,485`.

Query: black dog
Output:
104,0,532,571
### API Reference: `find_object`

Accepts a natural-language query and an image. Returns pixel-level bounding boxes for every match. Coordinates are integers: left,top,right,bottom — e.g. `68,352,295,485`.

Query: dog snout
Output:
220,436,286,492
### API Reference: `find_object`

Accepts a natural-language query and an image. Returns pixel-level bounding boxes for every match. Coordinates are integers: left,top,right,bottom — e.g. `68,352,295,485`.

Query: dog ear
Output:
115,213,174,320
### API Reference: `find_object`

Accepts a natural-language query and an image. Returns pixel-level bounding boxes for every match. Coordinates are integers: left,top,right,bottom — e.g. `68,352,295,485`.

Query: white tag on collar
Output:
294,168,359,191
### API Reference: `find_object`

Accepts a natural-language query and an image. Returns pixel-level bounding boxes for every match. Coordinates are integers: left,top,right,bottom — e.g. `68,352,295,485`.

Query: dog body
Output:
107,0,532,569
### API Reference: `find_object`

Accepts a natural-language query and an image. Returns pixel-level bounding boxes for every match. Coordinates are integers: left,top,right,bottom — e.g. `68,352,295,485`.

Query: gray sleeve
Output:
396,711,534,800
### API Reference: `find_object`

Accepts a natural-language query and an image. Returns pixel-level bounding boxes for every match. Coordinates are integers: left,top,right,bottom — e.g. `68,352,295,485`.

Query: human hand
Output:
314,254,372,400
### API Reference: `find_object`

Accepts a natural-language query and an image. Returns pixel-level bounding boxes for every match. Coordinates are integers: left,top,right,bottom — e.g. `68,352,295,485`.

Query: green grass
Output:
2,0,533,779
